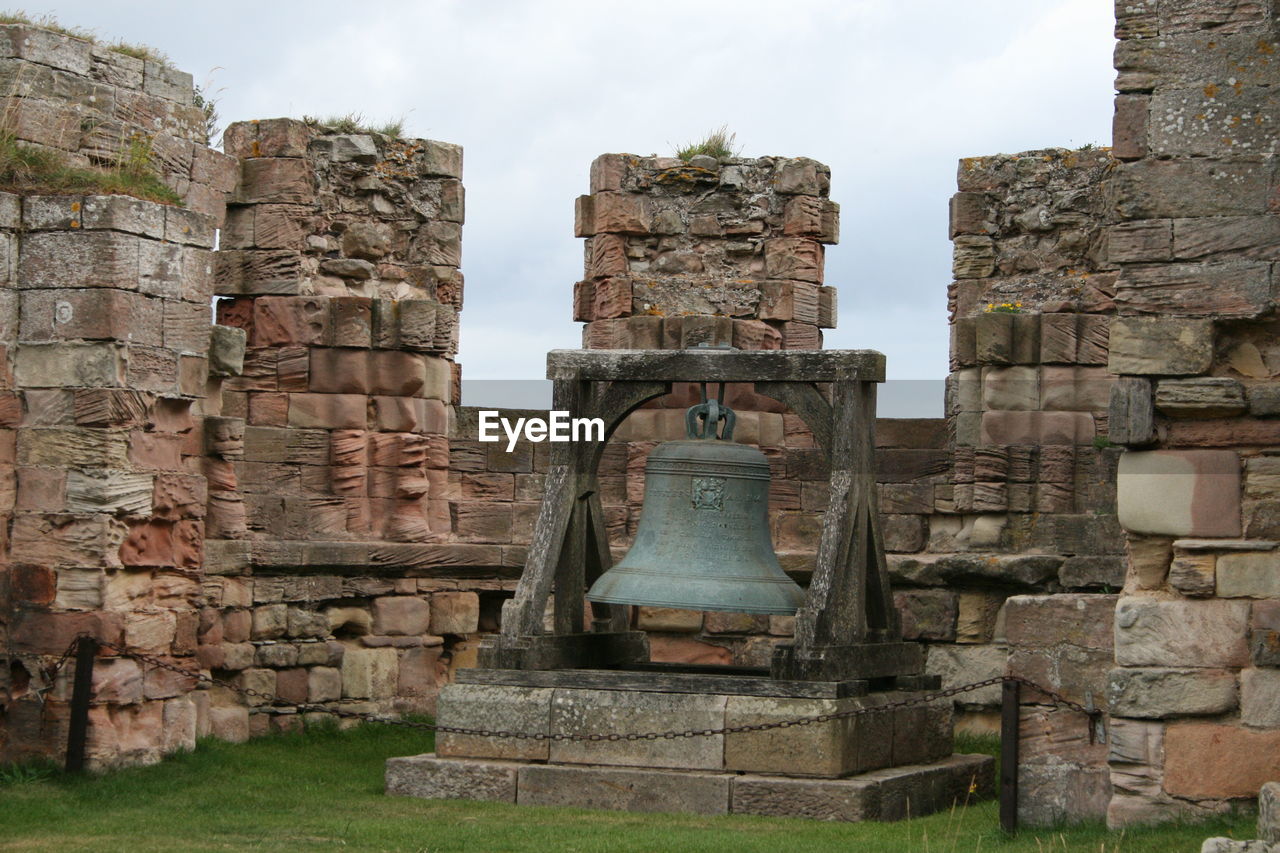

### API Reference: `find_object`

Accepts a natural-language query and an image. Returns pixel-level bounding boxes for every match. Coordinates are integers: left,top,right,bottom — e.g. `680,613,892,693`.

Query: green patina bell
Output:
586,393,805,615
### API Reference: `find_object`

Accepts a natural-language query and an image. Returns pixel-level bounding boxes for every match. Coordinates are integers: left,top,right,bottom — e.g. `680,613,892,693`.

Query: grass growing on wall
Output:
303,112,405,139
0,10,173,66
0,722,1256,852
675,125,740,161
0,131,182,204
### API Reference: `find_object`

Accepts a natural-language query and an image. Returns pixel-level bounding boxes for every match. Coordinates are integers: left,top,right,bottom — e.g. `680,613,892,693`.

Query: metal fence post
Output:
64,635,97,773
1000,678,1020,834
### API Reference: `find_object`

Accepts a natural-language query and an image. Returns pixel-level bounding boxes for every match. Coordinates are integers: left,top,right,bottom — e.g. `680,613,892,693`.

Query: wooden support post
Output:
64,635,97,773
1000,679,1020,834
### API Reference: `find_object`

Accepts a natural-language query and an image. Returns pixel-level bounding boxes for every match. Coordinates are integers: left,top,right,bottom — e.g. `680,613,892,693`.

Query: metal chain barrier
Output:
44,634,1104,743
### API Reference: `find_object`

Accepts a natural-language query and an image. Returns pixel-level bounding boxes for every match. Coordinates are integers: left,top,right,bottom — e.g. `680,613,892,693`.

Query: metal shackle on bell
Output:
586,385,806,615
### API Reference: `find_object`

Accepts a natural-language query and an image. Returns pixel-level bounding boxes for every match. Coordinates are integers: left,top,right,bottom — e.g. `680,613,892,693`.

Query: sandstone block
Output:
1116,261,1271,318
1115,597,1251,668
373,596,431,636
1169,552,1216,597
1117,450,1241,537
252,604,287,640
208,705,250,744
296,666,340,704
341,647,397,699
925,644,1006,706
14,342,127,388
1109,159,1271,220
763,238,823,283
288,393,366,429
1108,317,1213,376
1241,668,1280,728
1164,724,1280,799
731,775,877,821
548,689,725,770
519,764,729,815
19,230,139,290
1155,378,1247,419
981,366,1038,410
1217,553,1280,598
1107,668,1238,718
436,684,552,761
385,754,517,802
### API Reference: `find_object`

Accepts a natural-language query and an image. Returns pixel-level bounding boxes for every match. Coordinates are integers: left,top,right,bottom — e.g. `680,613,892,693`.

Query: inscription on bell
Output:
692,477,725,510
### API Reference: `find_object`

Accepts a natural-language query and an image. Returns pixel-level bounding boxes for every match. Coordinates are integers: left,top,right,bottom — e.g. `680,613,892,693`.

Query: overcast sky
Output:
41,0,1116,410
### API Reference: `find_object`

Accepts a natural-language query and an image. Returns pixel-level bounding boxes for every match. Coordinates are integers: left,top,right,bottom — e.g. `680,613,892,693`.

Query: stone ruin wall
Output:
0,0,1277,828
1100,0,1280,828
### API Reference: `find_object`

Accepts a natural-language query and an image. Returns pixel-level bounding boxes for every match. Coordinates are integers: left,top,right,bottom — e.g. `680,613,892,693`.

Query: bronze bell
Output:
586,391,805,615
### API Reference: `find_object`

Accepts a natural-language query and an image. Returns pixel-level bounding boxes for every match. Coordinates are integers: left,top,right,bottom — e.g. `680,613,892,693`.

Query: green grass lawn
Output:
0,723,1256,852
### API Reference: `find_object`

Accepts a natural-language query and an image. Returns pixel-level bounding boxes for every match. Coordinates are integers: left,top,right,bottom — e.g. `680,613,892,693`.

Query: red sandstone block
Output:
152,473,207,521
215,296,254,334
236,158,316,205
174,519,202,569
1164,723,1280,799
247,392,289,426
759,281,819,323
10,564,55,605
11,513,125,569
206,492,248,539
782,196,839,243
276,347,309,392
178,355,207,397
10,610,124,654
128,431,185,470
330,296,373,348
577,192,650,236
0,391,20,427
593,277,632,320
252,297,330,347
371,351,428,397
587,234,628,280
732,319,783,351
120,520,176,568
780,322,821,350
223,119,313,159
151,398,194,434
763,238,823,283
309,349,370,394
590,154,628,193
373,397,429,433
162,299,210,354
16,467,65,511
288,393,367,429
572,280,595,322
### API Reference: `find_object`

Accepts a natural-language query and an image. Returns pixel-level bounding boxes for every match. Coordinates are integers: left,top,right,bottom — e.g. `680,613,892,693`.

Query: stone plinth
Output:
386,753,993,822
391,668,988,823
434,675,952,778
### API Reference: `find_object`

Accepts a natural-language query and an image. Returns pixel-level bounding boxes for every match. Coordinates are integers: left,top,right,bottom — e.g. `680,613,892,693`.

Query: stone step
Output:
385,752,994,822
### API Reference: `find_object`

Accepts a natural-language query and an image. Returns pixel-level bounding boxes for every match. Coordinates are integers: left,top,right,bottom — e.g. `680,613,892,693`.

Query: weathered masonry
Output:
0,0,1277,828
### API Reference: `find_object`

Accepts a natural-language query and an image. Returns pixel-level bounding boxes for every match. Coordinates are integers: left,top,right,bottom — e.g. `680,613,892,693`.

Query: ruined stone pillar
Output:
1103,0,1280,827
200,120,466,729
574,153,837,351
0,22,239,767
0,195,219,767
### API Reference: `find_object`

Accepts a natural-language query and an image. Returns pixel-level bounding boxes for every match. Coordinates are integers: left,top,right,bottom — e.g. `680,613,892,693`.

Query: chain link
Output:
66,636,1101,743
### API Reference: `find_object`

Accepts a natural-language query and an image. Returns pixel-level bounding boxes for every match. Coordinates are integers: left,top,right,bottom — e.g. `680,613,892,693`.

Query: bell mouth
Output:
587,567,805,616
